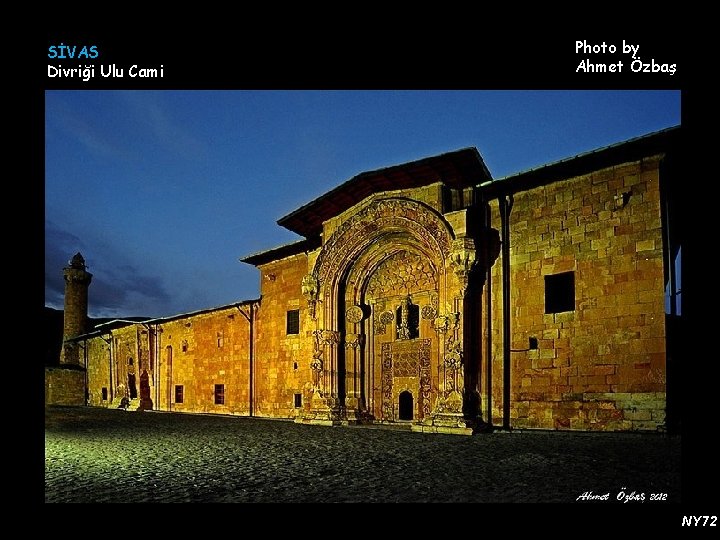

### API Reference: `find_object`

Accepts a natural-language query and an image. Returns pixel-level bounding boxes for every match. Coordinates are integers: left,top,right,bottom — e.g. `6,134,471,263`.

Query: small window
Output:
545,271,575,314
101,387,108,401
175,385,184,404
217,332,224,348
286,309,300,335
128,357,133,366
182,340,188,353
214,384,225,405
396,302,420,339
294,393,302,408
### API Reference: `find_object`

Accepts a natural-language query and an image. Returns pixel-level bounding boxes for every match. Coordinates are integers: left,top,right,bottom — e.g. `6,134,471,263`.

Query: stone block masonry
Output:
58,130,678,434
487,156,667,431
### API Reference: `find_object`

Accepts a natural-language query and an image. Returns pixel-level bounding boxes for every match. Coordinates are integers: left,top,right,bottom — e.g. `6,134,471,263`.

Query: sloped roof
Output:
277,147,492,238
240,237,321,267
481,125,680,197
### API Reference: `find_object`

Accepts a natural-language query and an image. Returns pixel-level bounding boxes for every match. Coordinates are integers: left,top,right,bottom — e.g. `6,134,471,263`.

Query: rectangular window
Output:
175,385,184,404
101,387,108,401
545,271,575,314
217,332,224,348
294,393,302,408
286,309,300,335
214,384,225,405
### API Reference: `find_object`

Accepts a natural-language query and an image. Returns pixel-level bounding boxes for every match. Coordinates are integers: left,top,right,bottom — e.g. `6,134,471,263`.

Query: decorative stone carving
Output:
345,305,364,324
443,390,464,413
344,333,365,349
301,274,319,319
366,250,437,299
444,338,463,372
310,333,324,389
313,329,340,346
375,310,394,334
381,339,431,422
381,345,393,421
421,305,437,320
309,329,339,392
448,237,477,296
433,315,449,334
313,198,453,286
310,354,323,372
420,346,432,418
449,312,460,330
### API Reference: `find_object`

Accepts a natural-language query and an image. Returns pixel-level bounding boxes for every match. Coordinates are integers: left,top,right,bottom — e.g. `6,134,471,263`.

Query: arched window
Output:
396,298,419,340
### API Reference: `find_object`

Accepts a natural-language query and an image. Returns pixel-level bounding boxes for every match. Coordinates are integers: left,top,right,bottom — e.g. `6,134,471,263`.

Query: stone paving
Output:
45,406,680,504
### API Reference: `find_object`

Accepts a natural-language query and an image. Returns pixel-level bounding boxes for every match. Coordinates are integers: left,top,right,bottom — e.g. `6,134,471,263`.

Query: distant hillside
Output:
44,307,65,366
44,307,149,366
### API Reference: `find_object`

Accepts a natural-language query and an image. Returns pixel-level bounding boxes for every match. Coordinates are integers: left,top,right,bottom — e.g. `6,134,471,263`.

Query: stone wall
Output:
76,147,672,433
85,305,255,415
86,337,111,406
485,156,667,431
45,367,85,406
161,306,253,415
255,253,312,418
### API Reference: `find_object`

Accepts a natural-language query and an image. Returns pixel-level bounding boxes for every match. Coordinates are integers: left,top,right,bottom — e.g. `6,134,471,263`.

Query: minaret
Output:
60,252,93,365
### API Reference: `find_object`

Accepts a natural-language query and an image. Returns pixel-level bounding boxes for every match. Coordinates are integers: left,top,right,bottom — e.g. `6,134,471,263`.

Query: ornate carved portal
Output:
296,197,490,433
381,339,431,422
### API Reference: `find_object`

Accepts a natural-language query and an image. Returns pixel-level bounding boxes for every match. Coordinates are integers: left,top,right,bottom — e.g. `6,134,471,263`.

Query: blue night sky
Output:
45,90,680,318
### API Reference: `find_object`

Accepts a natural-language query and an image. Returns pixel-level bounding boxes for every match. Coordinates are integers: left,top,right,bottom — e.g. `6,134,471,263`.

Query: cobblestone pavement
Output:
45,406,680,504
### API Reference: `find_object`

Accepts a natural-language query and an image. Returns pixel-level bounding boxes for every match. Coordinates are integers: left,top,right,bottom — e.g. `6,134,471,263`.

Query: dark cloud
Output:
45,221,171,318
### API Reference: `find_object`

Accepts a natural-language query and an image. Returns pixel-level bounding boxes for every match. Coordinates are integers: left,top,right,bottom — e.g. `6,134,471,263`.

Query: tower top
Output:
69,252,86,270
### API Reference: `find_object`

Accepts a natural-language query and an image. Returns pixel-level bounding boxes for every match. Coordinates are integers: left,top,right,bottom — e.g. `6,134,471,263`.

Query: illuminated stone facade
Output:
48,127,681,433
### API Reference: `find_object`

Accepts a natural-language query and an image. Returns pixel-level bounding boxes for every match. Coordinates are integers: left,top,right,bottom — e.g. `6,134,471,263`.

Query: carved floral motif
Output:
313,198,453,286
345,305,364,324
421,305,437,320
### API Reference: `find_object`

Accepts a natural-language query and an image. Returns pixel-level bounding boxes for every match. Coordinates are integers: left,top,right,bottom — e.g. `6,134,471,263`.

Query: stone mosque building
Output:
45,126,681,434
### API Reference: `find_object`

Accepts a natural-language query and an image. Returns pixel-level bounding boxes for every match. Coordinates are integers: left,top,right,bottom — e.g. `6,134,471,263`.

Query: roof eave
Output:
481,125,680,198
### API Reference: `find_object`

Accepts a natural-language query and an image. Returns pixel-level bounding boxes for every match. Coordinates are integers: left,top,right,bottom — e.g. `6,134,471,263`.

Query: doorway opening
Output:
399,390,413,420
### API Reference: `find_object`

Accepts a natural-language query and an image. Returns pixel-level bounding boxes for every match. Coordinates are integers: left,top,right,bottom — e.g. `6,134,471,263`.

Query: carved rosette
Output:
345,305,364,325
375,310,394,334
448,237,477,296
310,350,323,372
421,305,436,320
301,274,320,319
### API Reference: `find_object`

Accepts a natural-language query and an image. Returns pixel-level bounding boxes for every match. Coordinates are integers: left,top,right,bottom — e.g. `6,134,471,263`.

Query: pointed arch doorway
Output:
305,197,456,426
